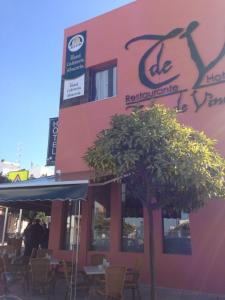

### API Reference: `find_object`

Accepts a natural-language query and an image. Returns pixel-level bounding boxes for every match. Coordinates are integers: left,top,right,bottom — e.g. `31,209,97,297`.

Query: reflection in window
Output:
162,208,192,255
90,186,111,251
62,200,81,251
121,184,144,252
90,65,117,101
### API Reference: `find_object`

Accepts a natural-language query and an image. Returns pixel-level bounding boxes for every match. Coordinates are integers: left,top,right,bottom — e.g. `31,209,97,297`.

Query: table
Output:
83,266,106,299
49,257,60,266
83,265,106,276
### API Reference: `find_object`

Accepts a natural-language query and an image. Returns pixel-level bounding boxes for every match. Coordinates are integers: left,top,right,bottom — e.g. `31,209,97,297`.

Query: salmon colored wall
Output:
56,0,225,173
155,199,225,294
49,191,225,294
48,190,93,267
54,0,225,294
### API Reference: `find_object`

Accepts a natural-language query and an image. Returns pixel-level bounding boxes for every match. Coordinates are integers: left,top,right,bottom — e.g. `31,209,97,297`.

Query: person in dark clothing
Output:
40,223,49,249
23,219,33,257
29,219,44,251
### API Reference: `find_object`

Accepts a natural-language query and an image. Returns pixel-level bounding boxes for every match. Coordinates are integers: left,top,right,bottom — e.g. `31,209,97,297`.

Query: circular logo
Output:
68,34,84,52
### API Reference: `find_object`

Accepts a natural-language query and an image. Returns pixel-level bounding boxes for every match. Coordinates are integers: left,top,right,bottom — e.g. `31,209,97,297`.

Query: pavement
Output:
1,279,225,300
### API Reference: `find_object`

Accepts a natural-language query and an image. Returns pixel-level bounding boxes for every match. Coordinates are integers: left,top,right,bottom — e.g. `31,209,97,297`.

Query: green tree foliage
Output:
84,104,225,300
85,105,225,210
35,211,48,223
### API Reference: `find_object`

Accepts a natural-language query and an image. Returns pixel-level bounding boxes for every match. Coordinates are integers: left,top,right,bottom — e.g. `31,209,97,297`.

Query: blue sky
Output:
0,0,133,170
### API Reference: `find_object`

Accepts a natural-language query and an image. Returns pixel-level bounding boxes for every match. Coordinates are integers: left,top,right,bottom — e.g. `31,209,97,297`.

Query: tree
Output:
84,104,225,300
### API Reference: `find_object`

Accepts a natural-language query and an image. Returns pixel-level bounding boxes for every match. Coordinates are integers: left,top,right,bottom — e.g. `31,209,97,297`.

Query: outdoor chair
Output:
124,257,143,300
0,245,7,256
0,255,4,272
1,245,16,258
36,248,53,258
30,247,37,258
90,253,108,283
93,265,127,300
62,260,89,300
7,238,22,256
90,253,107,266
29,258,55,296
1,254,29,295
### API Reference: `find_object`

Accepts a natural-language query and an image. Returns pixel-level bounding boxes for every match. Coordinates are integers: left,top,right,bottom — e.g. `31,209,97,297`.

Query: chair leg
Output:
2,273,9,295
22,279,26,295
132,288,135,300
65,287,68,300
136,286,142,300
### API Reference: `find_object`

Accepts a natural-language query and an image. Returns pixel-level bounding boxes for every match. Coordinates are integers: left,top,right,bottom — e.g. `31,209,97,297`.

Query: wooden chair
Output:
124,258,143,300
62,260,89,300
14,238,23,256
0,245,7,256
3,245,16,258
30,248,37,258
36,248,53,258
90,253,107,266
0,255,4,273
8,238,22,256
30,258,55,295
1,254,29,295
94,265,127,300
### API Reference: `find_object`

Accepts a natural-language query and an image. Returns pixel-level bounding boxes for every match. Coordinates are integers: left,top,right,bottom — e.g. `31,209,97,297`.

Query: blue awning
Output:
0,176,88,203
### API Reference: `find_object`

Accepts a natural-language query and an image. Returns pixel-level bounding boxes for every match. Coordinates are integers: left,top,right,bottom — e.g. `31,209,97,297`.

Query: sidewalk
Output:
2,280,225,300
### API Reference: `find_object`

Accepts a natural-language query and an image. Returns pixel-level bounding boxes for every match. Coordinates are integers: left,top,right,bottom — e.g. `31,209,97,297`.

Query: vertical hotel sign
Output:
46,117,58,166
63,31,87,100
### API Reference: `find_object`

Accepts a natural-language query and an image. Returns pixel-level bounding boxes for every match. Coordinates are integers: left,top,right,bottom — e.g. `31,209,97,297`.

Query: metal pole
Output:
17,209,23,234
74,200,81,300
2,207,8,245
70,199,76,300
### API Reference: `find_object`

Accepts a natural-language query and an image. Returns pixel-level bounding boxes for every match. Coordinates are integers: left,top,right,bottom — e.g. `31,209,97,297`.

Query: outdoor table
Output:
49,257,60,266
83,265,106,276
83,266,106,299
49,257,60,279
28,256,59,266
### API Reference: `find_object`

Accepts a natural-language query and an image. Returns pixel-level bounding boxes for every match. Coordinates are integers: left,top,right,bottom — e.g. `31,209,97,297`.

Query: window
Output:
90,185,111,251
90,64,117,101
162,207,192,255
121,184,144,252
61,200,81,250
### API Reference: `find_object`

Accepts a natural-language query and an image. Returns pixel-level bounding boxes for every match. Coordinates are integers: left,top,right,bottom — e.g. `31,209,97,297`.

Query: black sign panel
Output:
46,117,58,166
65,31,86,80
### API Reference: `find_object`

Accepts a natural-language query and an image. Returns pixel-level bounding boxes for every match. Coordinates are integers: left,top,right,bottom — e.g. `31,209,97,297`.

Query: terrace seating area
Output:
0,251,144,300
1,250,224,300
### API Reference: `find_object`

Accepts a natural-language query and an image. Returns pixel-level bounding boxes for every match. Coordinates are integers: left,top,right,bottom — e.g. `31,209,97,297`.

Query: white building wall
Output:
0,160,20,176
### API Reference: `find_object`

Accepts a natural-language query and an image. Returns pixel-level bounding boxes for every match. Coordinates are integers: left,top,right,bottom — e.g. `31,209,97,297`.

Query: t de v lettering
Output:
180,21,225,89
125,21,225,90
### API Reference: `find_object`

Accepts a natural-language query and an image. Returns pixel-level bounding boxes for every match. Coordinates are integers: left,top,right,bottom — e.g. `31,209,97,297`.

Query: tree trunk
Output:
147,203,157,300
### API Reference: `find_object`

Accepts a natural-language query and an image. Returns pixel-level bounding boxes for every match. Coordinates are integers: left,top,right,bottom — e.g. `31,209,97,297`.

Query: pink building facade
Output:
48,0,225,294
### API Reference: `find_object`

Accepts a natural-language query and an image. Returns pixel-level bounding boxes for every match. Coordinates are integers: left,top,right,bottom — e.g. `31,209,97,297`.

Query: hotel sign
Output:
46,117,58,166
125,21,225,113
63,31,86,101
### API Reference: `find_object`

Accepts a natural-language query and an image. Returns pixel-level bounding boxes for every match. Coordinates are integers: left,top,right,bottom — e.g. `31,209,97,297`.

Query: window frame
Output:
121,184,144,253
162,208,192,256
61,200,82,251
89,60,117,102
90,185,111,252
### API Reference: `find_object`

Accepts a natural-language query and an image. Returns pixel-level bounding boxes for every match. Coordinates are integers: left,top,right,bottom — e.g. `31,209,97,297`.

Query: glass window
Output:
162,208,192,255
91,65,117,101
6,207,21,239
90,186,111,251
121,184,144,252
61,200,81,251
